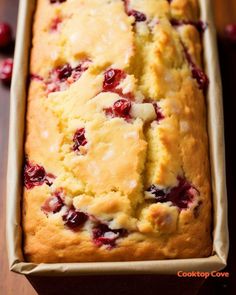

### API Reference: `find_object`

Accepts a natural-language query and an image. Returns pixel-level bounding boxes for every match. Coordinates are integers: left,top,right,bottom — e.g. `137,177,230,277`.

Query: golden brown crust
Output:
23,0,212,263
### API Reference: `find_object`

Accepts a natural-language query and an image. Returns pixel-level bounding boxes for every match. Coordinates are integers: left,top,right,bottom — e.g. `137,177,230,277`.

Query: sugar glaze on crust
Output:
23,0,212,262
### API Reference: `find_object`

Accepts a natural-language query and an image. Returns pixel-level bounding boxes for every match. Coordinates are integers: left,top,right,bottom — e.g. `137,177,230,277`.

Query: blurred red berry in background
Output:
225,24,236,42
0,58,13,84
0,22,12,48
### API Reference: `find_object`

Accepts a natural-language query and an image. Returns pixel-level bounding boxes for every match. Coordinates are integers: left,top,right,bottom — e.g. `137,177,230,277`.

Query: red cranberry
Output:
191,66,209,91
56,64,72,81
50,17,62,32
46,66,69,93
168,177,197,209
225,24,236,42
170,19,207,33
104,99,131,120
41,191,64,214
24,164,46,189
0,23,12,48
146,177,198,210
113,99,131,118
63,207,88,230
182,43,209,91
93,223,127,248
46,61,90,93
73,128,87,152
103,69,125,92
0,58,13,84
153,103,164,122
128,10,146,22
102,68,133,99
24,160,55,189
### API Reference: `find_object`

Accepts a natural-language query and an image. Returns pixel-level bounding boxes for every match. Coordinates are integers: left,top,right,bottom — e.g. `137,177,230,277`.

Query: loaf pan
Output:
6,0,228,275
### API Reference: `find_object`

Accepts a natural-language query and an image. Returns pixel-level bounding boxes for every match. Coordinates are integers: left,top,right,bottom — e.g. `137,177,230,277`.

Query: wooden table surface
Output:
0,1,235,294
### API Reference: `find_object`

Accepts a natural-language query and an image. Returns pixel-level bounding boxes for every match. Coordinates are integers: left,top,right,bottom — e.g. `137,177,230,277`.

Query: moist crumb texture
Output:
23,0,212,262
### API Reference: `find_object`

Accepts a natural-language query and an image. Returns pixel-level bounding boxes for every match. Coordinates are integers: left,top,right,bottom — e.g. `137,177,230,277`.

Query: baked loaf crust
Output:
23,0,212,262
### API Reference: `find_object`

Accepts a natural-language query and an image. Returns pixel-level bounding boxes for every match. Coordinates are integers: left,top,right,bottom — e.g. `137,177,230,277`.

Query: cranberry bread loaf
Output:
23,0,212,262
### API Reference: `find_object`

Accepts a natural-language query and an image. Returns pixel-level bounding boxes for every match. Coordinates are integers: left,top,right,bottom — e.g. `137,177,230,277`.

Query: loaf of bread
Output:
23,0,212,262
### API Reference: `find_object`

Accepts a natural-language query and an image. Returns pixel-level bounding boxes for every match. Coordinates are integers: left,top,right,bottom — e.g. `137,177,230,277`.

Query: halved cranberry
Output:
153,103,164,122
128,10,146,22
73,128,87,152
182,43,209,91
113,99,131,118
170,19,207,33
93,223,127,248
146,177,198,210
63,207,88,230
50,17,62,32
41,190,64,214
104,99,131,120
0,22,12,48
103,69,126,92
24,160,55,189
225,24,236,42
0,58,13,84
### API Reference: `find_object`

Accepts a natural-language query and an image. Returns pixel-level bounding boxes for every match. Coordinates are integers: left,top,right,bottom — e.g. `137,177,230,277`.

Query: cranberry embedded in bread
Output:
24,160,55,189
63,208,88,230
146,177,199,210
93,223,127,248
41,191,64,215
103,69,126,92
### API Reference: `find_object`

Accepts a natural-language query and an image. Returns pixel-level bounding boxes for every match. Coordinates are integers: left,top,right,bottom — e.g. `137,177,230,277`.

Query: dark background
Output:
0,0,235,294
